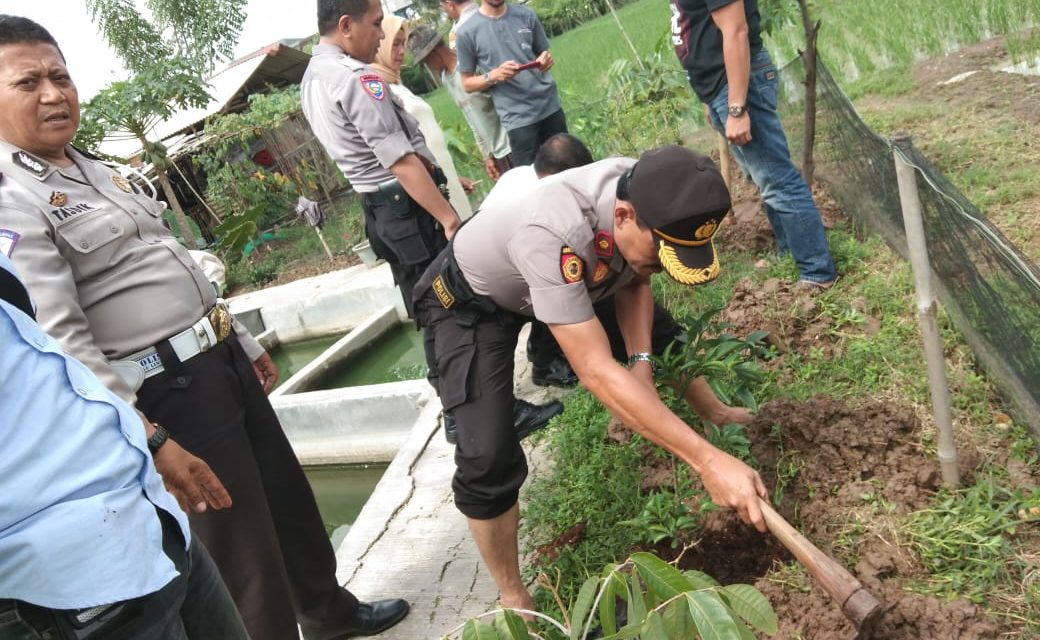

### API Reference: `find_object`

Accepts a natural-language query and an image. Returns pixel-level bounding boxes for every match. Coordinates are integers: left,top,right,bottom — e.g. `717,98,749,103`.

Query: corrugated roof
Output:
97,43,311,160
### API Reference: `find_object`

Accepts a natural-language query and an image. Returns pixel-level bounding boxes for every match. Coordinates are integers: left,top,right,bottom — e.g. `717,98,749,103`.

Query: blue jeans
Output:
0,514,248,640
707,50,837,283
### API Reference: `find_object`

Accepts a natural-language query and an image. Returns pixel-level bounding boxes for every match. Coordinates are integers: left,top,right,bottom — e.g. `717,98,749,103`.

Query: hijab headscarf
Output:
372,15,407,84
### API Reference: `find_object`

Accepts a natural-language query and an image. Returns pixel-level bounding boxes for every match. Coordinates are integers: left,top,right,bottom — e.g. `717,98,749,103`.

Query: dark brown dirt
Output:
632,395,1004,638
721,276,841,358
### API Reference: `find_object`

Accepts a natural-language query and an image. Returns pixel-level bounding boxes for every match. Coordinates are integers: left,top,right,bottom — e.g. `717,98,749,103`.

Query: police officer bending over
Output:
0,15,408,640
303,0,562,443
413,145,769,615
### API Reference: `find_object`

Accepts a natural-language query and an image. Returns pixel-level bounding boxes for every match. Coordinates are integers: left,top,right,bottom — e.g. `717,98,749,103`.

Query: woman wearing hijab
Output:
373,16,474,220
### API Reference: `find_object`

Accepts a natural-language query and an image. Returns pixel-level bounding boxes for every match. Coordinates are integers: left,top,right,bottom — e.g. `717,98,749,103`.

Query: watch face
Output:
729,105,745,117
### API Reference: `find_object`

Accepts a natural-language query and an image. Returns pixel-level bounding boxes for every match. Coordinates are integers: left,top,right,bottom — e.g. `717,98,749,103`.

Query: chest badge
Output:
594,230,614,258
559,246,584,284
49,191,68,207
359,74,386,101
592,260,610,284
111,175,133,193
13,151,47,177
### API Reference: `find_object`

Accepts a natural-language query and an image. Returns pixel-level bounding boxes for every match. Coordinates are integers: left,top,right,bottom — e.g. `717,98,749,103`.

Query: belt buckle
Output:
207,303,232,342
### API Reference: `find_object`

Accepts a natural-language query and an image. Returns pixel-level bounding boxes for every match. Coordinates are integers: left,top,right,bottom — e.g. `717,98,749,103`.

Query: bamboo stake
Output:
892,134,960,488
314,227,334,261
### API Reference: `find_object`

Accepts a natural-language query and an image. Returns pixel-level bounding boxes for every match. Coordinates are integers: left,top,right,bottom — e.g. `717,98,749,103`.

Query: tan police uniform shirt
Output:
453,157,636,324
0,142,264,405
301,43,436,193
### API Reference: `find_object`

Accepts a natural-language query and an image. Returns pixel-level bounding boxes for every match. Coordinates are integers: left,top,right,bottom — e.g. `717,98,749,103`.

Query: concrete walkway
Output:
331,327,566,639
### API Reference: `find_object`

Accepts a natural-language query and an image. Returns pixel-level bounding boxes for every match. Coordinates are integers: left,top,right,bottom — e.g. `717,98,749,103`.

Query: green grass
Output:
766,0,1040,81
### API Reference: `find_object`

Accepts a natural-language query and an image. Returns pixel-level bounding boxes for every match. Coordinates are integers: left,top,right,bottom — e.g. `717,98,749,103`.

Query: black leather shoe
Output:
443,410,457,444
304,599,411,639
531,355,578,388
514,398,564,440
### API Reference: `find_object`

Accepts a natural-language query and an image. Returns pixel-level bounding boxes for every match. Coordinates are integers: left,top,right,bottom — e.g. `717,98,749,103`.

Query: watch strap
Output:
627,352,655,371
148,422,169,454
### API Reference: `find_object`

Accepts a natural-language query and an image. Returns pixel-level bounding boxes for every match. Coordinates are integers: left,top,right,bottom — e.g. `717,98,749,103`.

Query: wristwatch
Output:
483,72,497,87
728,104,747,118
627,352,655,371
148,422,170,454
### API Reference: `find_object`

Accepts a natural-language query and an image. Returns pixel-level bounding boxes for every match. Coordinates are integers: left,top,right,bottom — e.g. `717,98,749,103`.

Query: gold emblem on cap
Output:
111,175,132,193
695,220,718,240
658,242,720,285
654,218,722,247
50,191,68,207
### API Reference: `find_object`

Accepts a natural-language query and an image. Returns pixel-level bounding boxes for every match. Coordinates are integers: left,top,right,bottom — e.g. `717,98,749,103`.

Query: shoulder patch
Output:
559,246,584,284
0,229,20,257
359,74,386,101
594,230,614,258
13,151,47,177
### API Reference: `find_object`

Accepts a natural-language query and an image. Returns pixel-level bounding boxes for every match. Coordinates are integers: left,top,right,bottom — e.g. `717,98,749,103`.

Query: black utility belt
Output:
433,247,501,327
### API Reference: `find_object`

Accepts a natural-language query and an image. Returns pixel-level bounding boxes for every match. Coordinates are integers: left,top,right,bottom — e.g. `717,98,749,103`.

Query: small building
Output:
99,42,349,242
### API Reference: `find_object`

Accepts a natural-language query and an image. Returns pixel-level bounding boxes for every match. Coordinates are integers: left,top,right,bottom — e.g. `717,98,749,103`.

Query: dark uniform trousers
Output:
136,336,359,640
414,253,529,520
362,186,448,317
593,298,684,362
0,511,247,640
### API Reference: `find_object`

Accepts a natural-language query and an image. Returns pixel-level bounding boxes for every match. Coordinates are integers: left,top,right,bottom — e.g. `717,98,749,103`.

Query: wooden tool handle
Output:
758,498,883,631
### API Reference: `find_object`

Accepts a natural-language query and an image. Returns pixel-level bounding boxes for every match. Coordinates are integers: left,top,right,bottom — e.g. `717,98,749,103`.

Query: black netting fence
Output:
779,56,1040,442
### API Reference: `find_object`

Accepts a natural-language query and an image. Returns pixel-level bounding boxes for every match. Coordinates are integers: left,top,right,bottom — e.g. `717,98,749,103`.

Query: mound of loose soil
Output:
745,396,999,639
721,276,842,358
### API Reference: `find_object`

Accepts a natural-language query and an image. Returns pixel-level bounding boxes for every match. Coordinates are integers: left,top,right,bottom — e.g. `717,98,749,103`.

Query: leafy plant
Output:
654,306,770,413
444,552,777,639
619,491,706,548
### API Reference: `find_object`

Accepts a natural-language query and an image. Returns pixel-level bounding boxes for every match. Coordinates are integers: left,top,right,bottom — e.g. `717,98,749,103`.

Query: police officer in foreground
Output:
413,145,769,615
303,0,563,442
0,15,408,640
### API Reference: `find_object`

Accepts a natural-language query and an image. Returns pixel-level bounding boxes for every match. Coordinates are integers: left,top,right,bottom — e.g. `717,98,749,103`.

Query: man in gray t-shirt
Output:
455,0,567,167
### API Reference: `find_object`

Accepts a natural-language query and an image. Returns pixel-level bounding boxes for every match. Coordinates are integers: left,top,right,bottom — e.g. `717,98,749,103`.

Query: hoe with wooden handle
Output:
758,498,884,639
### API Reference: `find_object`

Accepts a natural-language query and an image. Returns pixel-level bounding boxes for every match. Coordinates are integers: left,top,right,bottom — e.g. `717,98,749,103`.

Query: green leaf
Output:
640,609,669,640
598,569,618,637
626,572,647,625
684,591,743,640
631,552,694,600
746,330,770,345
569,575,600,640
660,597,695,638
461,618,500,640
493,609,531,640
719,584,778,634
682,569,721,590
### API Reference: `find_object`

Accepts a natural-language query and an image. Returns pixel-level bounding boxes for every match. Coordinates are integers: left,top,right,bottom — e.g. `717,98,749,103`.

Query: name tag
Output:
134,352,164,374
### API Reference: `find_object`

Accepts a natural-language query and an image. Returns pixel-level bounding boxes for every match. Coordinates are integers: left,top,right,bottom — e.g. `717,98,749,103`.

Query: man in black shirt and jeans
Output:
670,0,837,290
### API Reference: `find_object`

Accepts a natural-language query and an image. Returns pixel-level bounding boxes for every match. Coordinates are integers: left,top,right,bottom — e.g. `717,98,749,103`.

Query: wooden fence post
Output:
892,134,960,488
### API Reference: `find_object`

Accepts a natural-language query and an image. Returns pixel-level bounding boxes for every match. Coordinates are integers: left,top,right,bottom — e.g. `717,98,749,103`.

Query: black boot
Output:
531,355,578,388
513,398,564,440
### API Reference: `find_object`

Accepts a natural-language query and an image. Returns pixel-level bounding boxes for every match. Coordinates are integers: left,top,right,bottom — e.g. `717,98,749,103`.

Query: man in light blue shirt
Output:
0,253,246,639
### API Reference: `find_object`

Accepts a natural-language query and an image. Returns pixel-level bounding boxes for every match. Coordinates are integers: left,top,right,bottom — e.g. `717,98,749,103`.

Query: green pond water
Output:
305,463,389,539
311,322,426,389
269,335,342,390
